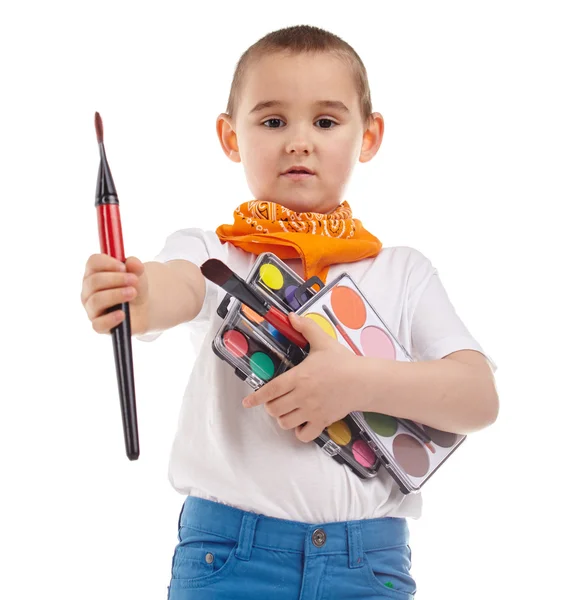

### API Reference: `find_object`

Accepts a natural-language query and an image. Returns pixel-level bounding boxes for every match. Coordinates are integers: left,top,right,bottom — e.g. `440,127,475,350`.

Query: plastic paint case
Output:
320,416,380,478
213,254,317,389
212,253,382,480
296,274,467,494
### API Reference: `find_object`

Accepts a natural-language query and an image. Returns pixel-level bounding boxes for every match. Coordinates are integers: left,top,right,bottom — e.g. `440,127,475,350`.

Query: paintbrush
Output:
201,259,309,349
322,304,363,355
94,112,139,461
237,317,298,369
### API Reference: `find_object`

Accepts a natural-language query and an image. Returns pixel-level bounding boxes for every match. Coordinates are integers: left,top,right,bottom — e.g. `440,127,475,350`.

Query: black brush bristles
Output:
200,259,235,286
200,259,269,317
95,112,103,143
94,111,118,205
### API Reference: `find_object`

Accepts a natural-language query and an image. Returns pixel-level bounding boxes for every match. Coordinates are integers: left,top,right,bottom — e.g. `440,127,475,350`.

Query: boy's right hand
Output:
81,254,150,335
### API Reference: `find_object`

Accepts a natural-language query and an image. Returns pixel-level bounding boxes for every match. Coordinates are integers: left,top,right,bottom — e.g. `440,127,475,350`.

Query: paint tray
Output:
213,253,382,479
295,273,467,494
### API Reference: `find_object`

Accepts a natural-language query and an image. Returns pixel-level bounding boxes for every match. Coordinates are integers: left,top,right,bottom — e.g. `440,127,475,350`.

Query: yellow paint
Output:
327,420,352,446
260,263,284,290
304,313,337,339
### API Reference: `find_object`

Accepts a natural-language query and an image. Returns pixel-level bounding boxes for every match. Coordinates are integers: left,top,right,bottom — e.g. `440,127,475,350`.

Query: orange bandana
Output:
215,200,382,283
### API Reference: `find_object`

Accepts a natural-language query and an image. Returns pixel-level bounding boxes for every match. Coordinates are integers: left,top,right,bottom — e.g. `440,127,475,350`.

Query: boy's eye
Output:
262,118,337,129
316,118,337,129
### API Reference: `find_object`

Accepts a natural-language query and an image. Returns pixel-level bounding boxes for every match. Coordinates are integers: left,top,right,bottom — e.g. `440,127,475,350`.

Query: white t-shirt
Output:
137,228,497,523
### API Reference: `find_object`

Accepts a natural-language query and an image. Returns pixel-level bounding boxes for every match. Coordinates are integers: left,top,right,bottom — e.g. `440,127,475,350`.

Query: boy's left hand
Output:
243,312,362,443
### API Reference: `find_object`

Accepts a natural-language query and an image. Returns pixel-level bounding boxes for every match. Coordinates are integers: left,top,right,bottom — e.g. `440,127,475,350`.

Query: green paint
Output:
364,412,398,437
250,352,275,381
384,582,394,589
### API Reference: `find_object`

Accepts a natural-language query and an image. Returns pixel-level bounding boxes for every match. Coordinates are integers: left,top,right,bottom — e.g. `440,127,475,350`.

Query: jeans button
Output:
312,528,326,547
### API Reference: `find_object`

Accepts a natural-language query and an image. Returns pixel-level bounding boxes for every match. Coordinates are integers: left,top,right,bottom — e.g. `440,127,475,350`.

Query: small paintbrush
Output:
201,259,309,349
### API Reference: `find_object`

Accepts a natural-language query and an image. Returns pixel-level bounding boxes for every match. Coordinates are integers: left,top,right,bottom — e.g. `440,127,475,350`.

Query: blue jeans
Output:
167,496,416,599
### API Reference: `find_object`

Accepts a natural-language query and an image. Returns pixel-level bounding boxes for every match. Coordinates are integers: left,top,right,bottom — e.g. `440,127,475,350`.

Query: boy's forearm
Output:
135,260,206,335
356,356,499,435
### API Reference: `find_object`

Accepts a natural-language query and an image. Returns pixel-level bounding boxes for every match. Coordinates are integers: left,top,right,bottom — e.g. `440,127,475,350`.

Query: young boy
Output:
81,25,498,600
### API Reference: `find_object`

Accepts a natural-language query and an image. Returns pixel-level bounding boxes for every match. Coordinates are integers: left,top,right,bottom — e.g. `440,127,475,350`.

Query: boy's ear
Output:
216,113,241,163
358,112,384,163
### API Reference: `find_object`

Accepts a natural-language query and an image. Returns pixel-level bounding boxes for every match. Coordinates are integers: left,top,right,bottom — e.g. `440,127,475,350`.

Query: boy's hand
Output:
243,313,361,443
81,254,150,335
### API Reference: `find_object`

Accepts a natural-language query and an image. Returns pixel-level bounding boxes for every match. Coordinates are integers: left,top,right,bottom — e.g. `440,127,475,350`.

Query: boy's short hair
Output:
225,25,374,129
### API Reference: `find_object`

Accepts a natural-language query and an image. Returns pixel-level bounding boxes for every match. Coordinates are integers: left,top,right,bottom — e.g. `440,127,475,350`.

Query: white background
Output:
1,1,573,598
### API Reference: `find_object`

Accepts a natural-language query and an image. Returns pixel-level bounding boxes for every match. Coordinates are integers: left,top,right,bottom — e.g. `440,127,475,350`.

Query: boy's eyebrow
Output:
248,100,350,115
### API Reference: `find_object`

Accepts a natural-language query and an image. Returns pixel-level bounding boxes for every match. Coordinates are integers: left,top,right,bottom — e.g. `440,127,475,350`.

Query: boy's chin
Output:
270,196,341,215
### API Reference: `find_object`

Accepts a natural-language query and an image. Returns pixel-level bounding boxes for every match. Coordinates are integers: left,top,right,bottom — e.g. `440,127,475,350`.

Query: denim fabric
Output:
167,496,416,599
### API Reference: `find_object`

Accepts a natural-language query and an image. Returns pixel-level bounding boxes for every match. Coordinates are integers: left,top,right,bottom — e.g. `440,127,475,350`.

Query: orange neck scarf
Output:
215,200,382,283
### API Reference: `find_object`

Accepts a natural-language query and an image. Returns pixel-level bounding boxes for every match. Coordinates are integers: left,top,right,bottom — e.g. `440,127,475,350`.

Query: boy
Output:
81,24,497,599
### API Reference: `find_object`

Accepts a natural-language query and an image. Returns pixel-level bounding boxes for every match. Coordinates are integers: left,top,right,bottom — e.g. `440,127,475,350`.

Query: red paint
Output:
223,330,249,358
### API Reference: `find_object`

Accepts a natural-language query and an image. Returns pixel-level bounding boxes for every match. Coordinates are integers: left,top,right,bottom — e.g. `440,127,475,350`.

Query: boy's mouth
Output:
281,166,316,181
281,172,315,181
281,165,315,175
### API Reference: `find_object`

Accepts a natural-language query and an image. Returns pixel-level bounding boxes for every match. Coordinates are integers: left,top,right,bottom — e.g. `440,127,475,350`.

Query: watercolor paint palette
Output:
212,253,382,479
213,286,306,390
295,274,467,494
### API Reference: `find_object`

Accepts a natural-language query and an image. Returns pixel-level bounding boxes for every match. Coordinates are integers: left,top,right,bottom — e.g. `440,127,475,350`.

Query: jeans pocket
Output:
171,525,239,586
363,544,417,597
172,546,215,580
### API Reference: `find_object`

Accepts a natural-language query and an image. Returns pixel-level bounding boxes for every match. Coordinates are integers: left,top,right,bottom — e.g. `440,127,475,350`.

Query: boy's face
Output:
217,51,383,214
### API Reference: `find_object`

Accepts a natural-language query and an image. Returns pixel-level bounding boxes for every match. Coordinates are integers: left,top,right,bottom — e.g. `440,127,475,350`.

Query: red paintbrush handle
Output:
97,204,125,260
96,202,139,460
336,325,363,356
266,307,309,349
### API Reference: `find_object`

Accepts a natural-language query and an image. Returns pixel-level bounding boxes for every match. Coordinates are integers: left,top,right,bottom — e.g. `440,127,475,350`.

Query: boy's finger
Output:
85,253,126,278
295,422,322,444
91,309,125,334
85,271,138,295
85,287,136,320
124,257,146,278
243,372,295,407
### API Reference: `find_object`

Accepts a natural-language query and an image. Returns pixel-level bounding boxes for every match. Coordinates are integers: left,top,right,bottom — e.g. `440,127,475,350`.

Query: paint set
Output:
211,253,382,479
206,253,465,492
211,254,314,387
294,275,467,494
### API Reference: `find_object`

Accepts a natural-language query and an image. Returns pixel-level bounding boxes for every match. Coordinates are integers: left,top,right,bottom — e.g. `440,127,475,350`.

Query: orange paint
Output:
242,304,264,324
330,286,366,329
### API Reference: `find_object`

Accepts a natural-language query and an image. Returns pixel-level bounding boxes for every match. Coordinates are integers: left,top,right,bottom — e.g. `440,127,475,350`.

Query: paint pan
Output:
255,256,322,312
357,411,463,492
221,328,280,382
328,284,396,359
213,311,304,388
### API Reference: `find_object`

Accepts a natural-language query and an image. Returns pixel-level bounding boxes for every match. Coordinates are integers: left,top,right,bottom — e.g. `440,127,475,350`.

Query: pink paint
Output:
360,326,396,359
352,439,376,468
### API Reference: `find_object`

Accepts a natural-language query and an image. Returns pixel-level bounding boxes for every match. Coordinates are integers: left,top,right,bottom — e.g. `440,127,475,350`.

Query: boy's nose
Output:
286,128,314,154
286,140,312,154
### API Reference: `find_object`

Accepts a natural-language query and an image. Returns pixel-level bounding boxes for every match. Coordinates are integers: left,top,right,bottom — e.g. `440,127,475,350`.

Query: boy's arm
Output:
359,349,499,434
134,259,206,335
